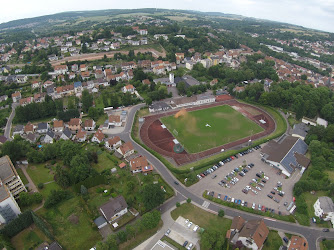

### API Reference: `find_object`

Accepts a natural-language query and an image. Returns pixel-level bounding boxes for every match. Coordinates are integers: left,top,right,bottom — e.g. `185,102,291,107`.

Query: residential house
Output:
81,71,90,80
99,196,128,224
60,128,72,140
68,118,82,131
228,217,269,250
292,123,310,141
80,64,88,72
19,97,33,106
31,81,41,89
12,92,21,103
24,123,34,134
108,115,122,128
129,156,153,174
41,130,55,144
36,122,49,134
75,130,87,142
91,130,105,144
33,93,46,103
84,119,96,131
142,79,150,85
287,236,308,250
0,155,27,200
314,197,334,227
105,136,122,150
12,125,24,137
16,75,28,84
122,84,135,94
71,64,78,72
117,141,134,158
54,65,68,75
53,120,64,132
74,81,83,92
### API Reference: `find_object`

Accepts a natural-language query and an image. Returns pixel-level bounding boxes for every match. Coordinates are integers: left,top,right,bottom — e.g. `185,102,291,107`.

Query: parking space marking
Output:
202,201,210,208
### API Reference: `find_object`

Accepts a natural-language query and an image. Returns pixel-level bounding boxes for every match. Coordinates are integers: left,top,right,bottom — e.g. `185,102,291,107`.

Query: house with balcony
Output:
314,196,334,227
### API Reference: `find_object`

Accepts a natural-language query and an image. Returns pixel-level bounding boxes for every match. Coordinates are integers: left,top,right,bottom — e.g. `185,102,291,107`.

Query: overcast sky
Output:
1,0,334,33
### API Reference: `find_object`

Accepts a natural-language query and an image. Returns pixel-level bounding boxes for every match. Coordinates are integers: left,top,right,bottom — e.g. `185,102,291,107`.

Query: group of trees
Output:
238,81,333,120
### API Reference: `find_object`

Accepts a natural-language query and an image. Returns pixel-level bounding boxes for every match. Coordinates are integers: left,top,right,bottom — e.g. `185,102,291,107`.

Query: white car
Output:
246,185,251,190
241,200,245,206
193,225,199,232
187,222,193,228
231,198,235,203
252,203,256,209
219,161,224,166
251,189,258,195
185,219,189,224
256,186,262,191
258,204,261,210
187,243,194,250
264,176,269,180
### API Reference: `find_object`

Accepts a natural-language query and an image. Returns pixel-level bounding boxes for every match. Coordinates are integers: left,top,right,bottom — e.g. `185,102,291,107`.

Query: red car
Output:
261,205,265,211
231,156,235,160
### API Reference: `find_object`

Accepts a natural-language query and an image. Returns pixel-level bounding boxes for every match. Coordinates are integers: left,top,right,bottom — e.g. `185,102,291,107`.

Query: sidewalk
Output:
20,165,38,193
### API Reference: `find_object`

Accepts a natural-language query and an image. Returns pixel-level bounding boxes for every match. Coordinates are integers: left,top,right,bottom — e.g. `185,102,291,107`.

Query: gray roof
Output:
319,197,334,213
174,75,200,88
280,138,308,173
94,216,107,227
149,101,171,110
292,123,309,138
0,156,16,181
0,185,9,201
46,130,55,139
100,196,127,221
47,85,54,94
261,136,308,174
26,133,37,142
37,122,48,131
62,128,72,138
13,125,24,133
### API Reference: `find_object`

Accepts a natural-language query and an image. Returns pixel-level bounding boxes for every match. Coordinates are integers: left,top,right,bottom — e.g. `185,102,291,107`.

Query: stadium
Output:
140,97,276,165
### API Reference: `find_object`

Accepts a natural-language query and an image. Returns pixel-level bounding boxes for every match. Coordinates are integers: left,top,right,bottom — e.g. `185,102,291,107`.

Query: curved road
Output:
117,104,333,250
4,103,18,140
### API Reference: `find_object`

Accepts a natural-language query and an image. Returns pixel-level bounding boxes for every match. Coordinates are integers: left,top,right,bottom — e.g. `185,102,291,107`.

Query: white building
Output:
0,183,21,224
314,196,334,227
105,136,122,150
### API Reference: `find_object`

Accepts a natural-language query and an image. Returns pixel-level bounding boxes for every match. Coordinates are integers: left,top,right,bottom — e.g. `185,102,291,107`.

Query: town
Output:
0,7,333,250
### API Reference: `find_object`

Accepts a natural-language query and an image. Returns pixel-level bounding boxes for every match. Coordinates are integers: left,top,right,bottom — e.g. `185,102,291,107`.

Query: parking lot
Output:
189,147,303,215
165,216,199,249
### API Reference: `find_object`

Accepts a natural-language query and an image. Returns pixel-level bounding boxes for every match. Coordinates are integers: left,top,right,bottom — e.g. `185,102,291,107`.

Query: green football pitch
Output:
160,105,264,153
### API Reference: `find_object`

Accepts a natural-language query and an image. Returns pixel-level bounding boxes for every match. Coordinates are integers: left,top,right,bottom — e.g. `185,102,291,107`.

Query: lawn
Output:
161,105,263,153
262,230,283,250
321,239,334,250
26,162,56,185
171,203,231,234
11,224,50,250
37,196,101,249
91,151,120,172
17,168,29,185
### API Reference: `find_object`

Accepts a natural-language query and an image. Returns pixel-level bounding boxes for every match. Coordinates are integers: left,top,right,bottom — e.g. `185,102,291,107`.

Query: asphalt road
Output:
4,103,18,140
117,104,334,250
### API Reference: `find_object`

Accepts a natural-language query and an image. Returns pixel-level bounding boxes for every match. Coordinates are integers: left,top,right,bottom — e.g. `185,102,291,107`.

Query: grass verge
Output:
263,230,283,250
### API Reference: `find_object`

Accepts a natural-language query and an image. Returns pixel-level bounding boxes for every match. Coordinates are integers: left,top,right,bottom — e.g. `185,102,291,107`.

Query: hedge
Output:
72,175,108,193
0,210,54,240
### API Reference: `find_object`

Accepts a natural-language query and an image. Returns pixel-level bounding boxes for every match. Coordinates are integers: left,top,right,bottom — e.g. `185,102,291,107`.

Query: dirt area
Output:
68,214,79,224
51,48,166,65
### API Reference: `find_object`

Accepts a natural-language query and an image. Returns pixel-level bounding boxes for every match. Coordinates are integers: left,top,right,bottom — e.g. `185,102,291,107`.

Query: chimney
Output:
169,73,174,84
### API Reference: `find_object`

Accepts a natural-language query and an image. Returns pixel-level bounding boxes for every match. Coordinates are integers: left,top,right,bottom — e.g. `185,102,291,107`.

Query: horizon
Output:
0,0,334,33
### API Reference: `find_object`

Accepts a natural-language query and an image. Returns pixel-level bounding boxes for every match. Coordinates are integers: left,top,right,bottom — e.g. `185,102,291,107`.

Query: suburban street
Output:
116,104,334,250
4,103,18,140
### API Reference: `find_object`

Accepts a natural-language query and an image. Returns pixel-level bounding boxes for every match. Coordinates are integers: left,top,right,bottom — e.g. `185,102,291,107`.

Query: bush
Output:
72,175,108,193
44,190,72,209
37,183,44,189
176,202,181,207
218,209,225,217
50,159,56,165
19,192,43,207
187,198,191,203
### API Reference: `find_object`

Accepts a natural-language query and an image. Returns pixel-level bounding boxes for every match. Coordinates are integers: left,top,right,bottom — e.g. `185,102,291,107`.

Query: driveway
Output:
189,148,301,215
167,216,199,248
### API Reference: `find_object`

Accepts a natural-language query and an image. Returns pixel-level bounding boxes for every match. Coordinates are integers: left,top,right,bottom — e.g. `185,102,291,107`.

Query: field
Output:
160,105,263,153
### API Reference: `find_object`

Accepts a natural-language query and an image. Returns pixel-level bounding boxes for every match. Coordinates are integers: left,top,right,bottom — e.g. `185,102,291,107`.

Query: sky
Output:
1,0,334,33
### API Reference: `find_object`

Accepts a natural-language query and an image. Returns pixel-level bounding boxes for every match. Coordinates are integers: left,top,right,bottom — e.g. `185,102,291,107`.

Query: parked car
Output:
165,229,171,236
212,174,217,179
244,201,248,207
185,219,189,224
187,243,193,250
231,198,235,203
224,195,228,201
174,181,179,185
187,222,193,228
267,194,273,199
252,203,256,209
283,237,289,243
323,229,330,232
193,225,199,232
262,179,267,183
256,186,262,191
183,241,188,247
312,217,316,223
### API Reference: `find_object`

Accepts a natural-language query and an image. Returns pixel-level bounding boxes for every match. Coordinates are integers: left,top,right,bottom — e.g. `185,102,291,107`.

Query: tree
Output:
200,228,225,250
218,209,225,217
96,234,118,250
177,81,187,95
140,210,161,229
176,202,181,207
187,198,191,203
54,165,71,188
81,90,93,112
141,184,165,210
88,107,101,121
